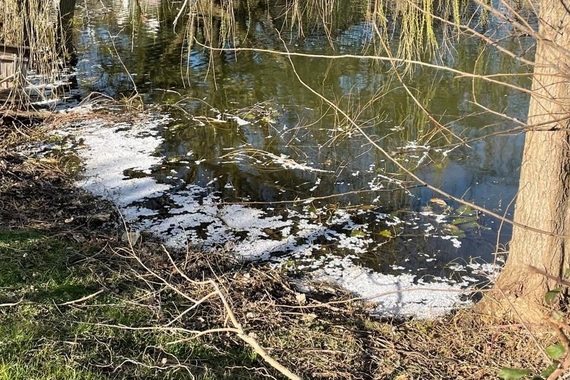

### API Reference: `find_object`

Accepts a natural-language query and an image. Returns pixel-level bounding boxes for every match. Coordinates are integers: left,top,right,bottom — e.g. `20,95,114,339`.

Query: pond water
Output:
63,0,535,316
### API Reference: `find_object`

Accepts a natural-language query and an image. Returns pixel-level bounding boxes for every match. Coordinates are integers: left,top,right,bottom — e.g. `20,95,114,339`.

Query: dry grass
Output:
1,0,75,110
120,243,555,379
0,113,560,379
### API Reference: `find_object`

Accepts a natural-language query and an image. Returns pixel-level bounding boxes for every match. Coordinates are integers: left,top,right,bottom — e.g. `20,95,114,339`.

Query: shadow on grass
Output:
0,228,275,379
0,230,99,303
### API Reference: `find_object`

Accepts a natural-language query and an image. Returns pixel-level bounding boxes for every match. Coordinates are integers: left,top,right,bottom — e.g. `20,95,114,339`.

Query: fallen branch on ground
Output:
111,242,302,380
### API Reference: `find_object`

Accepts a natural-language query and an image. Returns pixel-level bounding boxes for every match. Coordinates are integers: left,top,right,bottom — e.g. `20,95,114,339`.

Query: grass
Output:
0,229,553,380
0,228,265,379
0,112,561,379
0,230,136,379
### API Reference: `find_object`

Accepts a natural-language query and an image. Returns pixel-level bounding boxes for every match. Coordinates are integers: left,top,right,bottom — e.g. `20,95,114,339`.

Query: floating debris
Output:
54,108,497,319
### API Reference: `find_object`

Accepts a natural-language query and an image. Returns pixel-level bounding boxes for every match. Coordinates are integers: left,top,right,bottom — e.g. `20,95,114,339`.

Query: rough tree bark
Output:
477,0,570,323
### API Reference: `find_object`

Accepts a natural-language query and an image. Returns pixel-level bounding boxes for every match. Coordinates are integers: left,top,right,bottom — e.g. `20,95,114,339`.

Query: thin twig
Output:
58,289,104,306
116,234,303,380
196,41,536,96
0,300,22,307
529,266,570,288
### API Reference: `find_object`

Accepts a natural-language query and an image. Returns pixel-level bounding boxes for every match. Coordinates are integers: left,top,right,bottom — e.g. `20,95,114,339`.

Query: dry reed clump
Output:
1,0,72,109
1,0,59,67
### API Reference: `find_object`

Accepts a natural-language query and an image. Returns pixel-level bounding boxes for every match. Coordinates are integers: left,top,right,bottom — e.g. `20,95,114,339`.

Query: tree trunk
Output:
477,0,570,323
57,0,77,65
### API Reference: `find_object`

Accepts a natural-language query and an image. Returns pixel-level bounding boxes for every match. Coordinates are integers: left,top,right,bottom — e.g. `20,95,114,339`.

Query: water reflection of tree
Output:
75,1,530,283
80,0,524,204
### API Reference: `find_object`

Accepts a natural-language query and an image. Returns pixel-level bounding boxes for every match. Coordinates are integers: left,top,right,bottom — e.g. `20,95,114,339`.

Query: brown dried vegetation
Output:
0,115,561,379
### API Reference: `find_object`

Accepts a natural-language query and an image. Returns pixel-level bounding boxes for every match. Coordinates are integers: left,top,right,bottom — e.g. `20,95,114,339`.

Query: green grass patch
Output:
0,229,98,304
0,229,275,379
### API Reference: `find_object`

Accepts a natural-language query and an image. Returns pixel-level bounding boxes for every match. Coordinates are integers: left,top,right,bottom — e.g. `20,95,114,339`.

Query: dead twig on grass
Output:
113,242,302,380
0,300,22,307
57,289,105,306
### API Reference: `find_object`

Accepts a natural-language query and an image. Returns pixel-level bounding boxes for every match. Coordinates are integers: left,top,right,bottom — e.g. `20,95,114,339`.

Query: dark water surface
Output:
71,0,534,281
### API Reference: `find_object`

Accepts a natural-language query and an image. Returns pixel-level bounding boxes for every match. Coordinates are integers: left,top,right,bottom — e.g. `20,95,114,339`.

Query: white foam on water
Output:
62,113,476,319
311,256,470,317
73,120,171,205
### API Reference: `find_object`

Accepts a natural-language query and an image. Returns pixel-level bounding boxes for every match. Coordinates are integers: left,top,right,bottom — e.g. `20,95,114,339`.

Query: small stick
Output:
58,289,104,306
